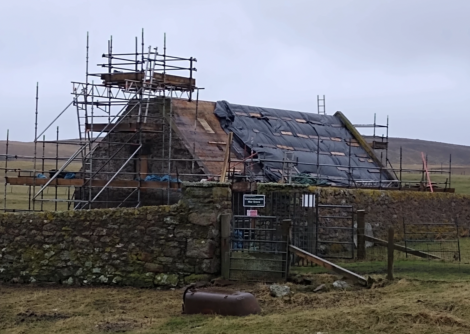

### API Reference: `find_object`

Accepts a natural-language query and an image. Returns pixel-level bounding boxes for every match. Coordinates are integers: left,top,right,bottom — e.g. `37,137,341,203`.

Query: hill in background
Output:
1,137,470,167
363,137,470,167
0,140,90,162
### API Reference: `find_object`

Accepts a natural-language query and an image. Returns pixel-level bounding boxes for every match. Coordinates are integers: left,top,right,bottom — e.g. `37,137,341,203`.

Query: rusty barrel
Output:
182,288,261,316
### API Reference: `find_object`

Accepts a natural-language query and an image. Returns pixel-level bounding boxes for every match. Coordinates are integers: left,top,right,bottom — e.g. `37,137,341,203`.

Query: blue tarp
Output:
139,174,181,182
214,100,394,186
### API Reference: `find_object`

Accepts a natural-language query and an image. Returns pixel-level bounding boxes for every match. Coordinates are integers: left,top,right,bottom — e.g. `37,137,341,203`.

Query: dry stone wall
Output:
257,183,470,239
0,183,231,287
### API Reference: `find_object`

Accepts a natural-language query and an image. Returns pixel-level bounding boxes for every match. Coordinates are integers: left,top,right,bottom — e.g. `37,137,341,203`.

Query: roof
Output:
171,99,237,177
213,101,395,187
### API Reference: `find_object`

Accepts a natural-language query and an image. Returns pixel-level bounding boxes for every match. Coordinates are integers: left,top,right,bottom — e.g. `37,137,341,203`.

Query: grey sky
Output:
1,0,469,144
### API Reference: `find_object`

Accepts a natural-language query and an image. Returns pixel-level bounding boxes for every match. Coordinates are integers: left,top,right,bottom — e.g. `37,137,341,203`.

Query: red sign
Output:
246,210,258,217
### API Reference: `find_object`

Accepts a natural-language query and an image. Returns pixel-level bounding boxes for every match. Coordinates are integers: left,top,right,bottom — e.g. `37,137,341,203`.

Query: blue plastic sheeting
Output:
143,174,181,183
64,173,76,179
214,100,393,187
36,174,47,179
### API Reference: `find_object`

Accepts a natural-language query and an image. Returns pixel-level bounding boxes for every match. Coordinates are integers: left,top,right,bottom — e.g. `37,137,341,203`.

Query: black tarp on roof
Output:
214,100,395,187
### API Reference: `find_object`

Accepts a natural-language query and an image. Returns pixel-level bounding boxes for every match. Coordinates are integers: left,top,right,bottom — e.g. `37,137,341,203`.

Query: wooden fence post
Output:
282,219,292,279
356,210,366,260
220,214,232,279
387,227,394,280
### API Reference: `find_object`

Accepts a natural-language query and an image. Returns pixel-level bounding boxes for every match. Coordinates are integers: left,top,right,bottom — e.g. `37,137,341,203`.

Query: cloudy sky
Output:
1,0,469,144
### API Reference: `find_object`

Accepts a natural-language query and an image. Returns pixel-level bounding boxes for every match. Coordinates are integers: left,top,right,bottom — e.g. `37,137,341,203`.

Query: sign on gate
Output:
246,210,258,216
301,194,315,208
243,194,265,207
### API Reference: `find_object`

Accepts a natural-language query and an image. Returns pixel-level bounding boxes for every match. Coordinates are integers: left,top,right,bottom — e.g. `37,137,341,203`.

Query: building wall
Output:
75,98,206,208
0,183,231,287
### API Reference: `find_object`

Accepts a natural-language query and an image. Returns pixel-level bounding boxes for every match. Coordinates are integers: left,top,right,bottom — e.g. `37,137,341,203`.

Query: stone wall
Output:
257,183,470,239
0,183,231,287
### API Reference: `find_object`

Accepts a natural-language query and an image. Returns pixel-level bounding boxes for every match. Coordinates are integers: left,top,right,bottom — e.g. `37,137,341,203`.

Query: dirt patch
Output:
96,319,140,333
16,310,70,323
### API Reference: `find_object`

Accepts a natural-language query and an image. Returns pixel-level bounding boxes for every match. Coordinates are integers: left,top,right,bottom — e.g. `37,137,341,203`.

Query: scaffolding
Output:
354,113,389,166
0,34,456,213
226,112,453,192
1,30,217,211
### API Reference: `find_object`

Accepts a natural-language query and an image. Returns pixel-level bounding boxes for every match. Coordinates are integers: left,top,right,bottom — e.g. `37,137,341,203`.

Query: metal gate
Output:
263,192,317,254
228,215,290,281
230,190,355,270
403,219,461,261
316,203,355,259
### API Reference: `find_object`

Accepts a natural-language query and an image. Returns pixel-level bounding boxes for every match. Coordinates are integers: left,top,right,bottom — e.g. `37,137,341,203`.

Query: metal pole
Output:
55,127,59,211
385,115,389,164
90,145,142,203
194,88,200,129
348,138,352,187
41,135,45,211
88,81,94,209
35,102,73,141
449,154,452,190
3,130,9,212
399,146,402,190
189,57,193,101
315,190,319,256
106,35,113,209
167,89,173,205
33,82,39,211
373,113,376,138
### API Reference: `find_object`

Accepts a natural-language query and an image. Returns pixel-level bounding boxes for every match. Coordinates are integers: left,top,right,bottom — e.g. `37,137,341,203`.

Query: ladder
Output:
317,95,326,115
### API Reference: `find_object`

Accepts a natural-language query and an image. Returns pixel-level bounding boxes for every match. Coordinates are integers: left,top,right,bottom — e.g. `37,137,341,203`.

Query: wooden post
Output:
356,210,366,260
219,132,233,182
387,227,394,280
282,219,292,280
139,155,148,179
220,214,232,279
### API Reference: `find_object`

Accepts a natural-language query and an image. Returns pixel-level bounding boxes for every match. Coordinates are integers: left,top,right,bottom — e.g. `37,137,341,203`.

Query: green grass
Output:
293,259,470,281
293,237,470,282
1,160,82,212
3,279,470,333
400,172,470,195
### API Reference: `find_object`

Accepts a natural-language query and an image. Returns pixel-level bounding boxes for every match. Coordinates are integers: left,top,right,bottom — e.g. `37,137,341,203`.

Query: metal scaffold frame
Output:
0,38,456,213
1,30,216,212
226,108,452,192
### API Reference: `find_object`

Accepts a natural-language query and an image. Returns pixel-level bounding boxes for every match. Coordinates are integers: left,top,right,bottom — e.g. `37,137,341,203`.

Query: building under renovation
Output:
2,32,453,212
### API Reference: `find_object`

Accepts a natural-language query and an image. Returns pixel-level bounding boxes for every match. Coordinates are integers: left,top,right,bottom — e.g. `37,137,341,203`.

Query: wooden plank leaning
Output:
289,245,368,286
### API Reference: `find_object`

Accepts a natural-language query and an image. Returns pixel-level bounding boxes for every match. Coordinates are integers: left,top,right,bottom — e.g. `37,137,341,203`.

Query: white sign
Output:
301,194,315,208
243,194,265,207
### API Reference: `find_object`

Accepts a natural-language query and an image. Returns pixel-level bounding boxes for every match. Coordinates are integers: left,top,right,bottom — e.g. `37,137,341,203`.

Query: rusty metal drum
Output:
182,288,261,316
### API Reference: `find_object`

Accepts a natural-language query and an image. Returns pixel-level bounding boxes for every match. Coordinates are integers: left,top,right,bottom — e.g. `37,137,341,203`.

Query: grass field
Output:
1,160,82,211
2,163,470,333
2,275,470,333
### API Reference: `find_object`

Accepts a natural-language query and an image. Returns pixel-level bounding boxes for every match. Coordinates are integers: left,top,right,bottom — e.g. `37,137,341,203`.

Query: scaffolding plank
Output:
5,177,180,189
85,123,160,133
101,72,195,90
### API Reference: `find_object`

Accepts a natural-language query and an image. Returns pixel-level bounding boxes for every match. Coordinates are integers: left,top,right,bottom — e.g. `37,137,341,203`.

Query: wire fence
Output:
291,218,470,281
